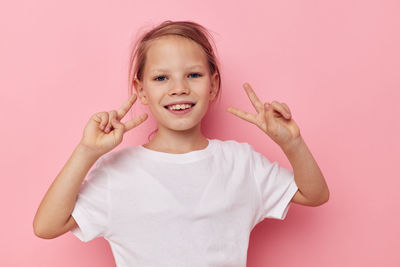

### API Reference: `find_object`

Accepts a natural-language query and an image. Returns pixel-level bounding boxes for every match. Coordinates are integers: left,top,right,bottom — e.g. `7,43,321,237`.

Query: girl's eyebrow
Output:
186,64,204,69
152,68,169,73
151,65,204,73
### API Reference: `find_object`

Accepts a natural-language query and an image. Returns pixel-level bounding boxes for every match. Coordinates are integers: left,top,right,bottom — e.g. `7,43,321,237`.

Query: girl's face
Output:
134,35,219,133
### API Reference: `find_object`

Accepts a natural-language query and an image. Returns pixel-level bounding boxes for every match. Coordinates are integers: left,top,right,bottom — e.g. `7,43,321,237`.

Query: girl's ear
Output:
133,78,148,105
209,72,219,101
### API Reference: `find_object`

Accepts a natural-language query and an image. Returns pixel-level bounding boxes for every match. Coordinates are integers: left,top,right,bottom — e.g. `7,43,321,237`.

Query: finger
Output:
270,101,291,119
243,83,264,114
105,110,118,133
97,112,109,130
117,94,138,120
281,102,292,117
226,106,258,125
264,102,274,124
123,113,148,133
110,117,125,136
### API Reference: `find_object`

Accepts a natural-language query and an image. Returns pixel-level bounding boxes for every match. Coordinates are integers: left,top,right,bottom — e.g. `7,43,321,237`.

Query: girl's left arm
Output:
280,135,329,206
227,83,329,207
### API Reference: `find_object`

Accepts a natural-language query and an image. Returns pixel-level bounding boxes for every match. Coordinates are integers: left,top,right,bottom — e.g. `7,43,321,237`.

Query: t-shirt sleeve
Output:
249,144,298,221
70,156,110,242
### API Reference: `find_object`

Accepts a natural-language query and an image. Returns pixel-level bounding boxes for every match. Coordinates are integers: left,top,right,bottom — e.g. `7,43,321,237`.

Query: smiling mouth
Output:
164,103,196,111
163,103,196,115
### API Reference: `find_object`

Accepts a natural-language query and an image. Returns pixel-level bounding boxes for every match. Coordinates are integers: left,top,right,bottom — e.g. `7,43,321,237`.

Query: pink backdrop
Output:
1,0,399,266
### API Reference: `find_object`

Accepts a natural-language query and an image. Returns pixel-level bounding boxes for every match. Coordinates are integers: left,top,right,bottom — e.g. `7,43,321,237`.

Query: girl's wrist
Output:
281,135,304,155
76,142,103,160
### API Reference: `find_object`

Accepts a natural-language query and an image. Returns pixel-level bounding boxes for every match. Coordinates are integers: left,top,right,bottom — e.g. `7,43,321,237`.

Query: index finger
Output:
117,94,138,120
243,83,264,114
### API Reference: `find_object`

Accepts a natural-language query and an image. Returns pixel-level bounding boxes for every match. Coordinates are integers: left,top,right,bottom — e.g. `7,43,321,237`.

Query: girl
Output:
33,20,329,267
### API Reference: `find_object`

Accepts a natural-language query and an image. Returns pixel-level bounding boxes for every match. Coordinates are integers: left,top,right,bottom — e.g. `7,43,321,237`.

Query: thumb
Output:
111,118,125,135
264,103,272,120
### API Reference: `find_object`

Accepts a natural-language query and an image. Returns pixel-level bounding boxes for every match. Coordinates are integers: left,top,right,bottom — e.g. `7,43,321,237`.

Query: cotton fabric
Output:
71,138,298,267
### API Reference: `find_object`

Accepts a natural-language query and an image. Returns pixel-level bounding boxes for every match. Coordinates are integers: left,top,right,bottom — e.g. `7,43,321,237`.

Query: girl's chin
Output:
162,122,201,132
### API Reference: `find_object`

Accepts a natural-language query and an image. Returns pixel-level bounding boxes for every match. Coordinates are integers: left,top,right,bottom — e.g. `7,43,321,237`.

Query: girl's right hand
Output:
79,94,148,157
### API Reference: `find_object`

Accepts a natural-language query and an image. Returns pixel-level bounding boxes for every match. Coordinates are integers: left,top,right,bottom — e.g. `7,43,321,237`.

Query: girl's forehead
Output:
145,35,208,67
148,35,199,49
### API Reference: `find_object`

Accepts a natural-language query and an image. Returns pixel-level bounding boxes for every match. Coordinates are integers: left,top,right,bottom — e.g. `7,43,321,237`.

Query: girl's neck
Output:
142,124,209,154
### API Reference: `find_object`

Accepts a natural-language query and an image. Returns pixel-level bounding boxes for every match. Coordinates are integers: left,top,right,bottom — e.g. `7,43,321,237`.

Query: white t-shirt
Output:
71,138,298,267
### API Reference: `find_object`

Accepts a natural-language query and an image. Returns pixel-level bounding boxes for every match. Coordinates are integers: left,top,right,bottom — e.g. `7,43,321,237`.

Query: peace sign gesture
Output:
79,94,148,157
227,83,301,149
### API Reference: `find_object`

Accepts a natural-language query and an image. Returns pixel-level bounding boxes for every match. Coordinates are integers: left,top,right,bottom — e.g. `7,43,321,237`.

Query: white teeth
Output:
168,104,192,110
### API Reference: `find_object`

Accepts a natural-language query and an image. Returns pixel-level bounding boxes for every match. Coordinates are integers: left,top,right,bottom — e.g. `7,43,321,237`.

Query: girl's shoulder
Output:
213,138,254,154
214,138,251,147
96,146,136,168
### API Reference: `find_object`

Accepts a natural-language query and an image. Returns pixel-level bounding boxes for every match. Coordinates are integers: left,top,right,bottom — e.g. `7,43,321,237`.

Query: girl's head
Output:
128,20,221,135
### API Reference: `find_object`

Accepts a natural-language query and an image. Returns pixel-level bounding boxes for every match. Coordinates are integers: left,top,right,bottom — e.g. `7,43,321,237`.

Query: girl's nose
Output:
168,80,190,96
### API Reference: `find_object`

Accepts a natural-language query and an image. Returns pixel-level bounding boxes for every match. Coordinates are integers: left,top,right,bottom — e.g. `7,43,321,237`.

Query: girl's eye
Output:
155,76,167,81
154,73,201,81
189,73,202,78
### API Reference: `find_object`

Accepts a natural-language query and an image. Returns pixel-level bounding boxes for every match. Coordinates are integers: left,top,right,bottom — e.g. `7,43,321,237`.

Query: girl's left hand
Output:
226,82,301,150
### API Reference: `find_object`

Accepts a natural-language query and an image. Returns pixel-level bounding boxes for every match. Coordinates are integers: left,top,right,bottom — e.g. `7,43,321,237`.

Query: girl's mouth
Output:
164,103,195,115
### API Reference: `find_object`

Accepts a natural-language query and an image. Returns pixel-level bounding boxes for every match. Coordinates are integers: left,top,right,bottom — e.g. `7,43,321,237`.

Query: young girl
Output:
33,20,329,267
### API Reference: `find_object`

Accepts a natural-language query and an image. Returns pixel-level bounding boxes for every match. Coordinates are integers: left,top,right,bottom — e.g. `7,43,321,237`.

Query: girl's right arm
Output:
33,143,101,239
33,94,148,239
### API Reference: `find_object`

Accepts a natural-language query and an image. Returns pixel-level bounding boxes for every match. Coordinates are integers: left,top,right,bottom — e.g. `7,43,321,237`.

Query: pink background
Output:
1,0,399,266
